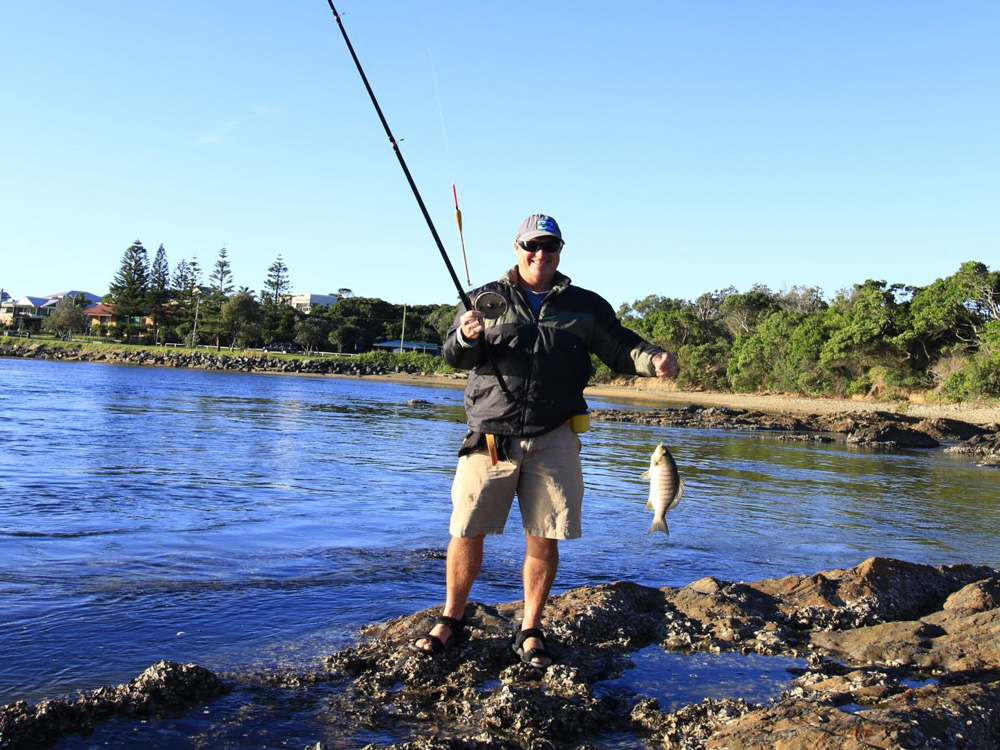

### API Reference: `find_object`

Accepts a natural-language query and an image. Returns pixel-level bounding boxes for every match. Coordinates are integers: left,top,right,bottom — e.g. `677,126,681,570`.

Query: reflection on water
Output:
1,358,998,743
595,647,806,711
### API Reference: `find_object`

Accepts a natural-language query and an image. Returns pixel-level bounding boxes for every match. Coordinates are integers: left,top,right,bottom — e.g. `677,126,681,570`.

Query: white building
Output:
286,293,338,314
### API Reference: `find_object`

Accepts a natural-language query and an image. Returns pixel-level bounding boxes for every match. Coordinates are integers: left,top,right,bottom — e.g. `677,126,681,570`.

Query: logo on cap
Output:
536,217,558,233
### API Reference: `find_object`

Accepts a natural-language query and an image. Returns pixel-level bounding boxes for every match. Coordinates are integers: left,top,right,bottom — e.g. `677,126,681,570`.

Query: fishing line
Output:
421,2,472,287
324,1,511,398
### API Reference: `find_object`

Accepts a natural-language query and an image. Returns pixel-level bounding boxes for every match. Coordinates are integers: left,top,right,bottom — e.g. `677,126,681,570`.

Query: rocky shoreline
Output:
4,557,1000,748
589,406,1000,466
0,341,433,378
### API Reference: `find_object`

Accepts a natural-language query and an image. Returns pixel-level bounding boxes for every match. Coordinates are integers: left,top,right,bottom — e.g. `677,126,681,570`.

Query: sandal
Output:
409,615,469,655
512,627,553,669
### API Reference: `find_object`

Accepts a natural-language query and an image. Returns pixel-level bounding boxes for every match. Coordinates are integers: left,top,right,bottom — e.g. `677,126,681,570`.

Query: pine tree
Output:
148,244,170,344
108,240,150,340
262,256,290,305
171,257,203,345
210,246,234,299
203,246,235,349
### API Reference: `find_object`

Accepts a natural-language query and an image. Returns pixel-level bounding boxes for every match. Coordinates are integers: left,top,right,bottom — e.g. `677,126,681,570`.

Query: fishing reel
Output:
472,291,509,320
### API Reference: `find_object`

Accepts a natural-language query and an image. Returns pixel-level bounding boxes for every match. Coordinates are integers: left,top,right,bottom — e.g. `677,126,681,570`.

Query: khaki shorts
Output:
449,423,584,540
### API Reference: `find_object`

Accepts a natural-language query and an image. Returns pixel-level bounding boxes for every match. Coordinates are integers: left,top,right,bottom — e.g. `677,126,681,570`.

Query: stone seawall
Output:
0,342,422,377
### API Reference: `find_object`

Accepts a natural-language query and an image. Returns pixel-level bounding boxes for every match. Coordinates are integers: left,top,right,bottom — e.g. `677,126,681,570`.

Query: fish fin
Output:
647,518,669,535
645,498,653,510
667,479,685,511
640,469,651,480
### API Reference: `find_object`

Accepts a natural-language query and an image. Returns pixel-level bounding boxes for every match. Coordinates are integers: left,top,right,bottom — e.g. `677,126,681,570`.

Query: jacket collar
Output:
501,267,572,294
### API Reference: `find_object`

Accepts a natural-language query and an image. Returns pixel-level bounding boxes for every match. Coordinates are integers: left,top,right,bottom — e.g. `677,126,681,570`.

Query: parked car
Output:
262,341,302,353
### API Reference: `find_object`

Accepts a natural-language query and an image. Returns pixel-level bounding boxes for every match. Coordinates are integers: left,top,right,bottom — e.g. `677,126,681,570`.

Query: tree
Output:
728,310,829,394
819,280,910,395
426,303,460,343
202,246,235,349
171,257,203,345
262,256,291,305
260,256,296,343
328,323,364,353
692,287,737,322
261,302,299,345
221,291,262,349
776,285,826,314
148,244,170,344
108,240,150,340
719,285,779,338
294,316,331,353
954,260,1000,325
41,297,89,339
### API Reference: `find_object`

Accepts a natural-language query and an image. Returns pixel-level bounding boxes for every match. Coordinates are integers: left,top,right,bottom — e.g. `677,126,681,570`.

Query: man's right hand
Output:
459,310,485,341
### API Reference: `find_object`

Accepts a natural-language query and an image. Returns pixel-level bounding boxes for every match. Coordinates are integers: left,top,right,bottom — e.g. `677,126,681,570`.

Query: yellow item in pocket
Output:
569,412,590,434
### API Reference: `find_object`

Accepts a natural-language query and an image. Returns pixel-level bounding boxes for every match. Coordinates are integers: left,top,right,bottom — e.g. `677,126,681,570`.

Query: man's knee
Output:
525,535,558,561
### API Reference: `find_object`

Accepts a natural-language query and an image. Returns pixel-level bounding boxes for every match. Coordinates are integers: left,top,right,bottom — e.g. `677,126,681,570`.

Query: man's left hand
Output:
653,351,679,379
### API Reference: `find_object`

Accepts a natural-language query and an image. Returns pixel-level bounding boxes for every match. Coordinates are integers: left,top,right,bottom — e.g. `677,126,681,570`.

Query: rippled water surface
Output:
1,358,998,746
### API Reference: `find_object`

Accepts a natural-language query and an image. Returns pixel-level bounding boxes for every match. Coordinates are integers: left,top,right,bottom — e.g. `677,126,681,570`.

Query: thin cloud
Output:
198,104,276,144
198,117,242,144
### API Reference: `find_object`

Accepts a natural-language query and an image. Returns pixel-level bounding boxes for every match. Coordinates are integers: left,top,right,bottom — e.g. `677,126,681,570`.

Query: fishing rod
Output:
324,1,511,398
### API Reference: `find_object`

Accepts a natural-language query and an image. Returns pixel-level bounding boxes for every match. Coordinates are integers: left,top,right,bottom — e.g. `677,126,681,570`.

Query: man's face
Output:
514,236,563,291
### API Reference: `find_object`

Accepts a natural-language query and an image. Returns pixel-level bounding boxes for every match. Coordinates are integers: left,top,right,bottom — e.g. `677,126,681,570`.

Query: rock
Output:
944,578,1000,612
588,406,991,454
946,432,1000,463
310,558,1000,748
0,661,226,750
5,560,1000,748
846,424,940,448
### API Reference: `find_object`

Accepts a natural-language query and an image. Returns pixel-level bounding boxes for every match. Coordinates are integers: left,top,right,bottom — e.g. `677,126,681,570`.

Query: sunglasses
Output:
517,239,564,253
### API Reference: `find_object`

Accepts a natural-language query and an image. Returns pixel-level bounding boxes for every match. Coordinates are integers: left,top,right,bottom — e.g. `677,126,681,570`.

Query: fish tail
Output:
647,518,669,535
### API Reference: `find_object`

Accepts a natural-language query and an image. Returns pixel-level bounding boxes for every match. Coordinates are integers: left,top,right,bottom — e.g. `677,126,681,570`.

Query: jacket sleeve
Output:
589,295,664,376
441,305,487,370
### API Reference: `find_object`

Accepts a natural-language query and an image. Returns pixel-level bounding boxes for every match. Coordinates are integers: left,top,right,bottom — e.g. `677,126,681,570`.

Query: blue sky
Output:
1,2,997,309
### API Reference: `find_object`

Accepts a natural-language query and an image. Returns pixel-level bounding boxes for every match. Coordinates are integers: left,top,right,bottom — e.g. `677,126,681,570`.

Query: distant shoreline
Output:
3,341,997,426
362,371,999,427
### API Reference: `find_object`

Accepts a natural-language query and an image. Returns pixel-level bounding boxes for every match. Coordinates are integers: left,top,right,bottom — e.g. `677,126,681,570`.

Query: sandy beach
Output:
374,372,1000,427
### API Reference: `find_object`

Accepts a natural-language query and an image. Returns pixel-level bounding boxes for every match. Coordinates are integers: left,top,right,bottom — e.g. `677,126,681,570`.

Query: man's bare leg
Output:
414,534,484,651
519,535,558,666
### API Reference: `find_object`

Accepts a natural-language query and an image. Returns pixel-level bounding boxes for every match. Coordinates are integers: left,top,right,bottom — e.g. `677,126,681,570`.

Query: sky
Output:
1,1,997,309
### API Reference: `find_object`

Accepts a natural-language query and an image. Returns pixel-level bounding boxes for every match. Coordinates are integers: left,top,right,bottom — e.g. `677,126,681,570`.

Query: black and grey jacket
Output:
442,267,664,438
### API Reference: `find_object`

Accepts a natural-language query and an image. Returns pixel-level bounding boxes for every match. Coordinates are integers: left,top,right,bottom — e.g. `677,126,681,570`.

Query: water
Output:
1,358,998,744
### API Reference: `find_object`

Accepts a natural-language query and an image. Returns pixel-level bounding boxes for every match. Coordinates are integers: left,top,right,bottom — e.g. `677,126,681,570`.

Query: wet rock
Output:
588,405,991,453
701,680,1000,749
313,557,1000,748
6,559,1000,748
946,432,1000,466
846,424,940,448
0,660,226,750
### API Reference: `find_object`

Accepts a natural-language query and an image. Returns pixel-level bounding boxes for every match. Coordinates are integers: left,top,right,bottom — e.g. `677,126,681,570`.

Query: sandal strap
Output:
435,615,466,632
521,646,552,663
515,627,546,648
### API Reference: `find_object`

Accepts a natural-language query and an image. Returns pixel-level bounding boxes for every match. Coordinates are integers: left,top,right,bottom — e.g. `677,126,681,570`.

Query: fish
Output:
641,443,684,534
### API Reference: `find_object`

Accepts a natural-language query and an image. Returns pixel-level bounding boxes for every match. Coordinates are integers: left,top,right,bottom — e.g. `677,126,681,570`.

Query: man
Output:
412,214,678,668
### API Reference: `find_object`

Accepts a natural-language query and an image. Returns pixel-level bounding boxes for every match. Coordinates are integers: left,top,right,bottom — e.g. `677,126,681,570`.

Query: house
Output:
286,293,338,314
1,291,102,327
372,339,441,355
83,302,116,329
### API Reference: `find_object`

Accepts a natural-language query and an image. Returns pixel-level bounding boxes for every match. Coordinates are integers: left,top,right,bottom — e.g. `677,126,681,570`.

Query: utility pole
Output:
190,293,201,348
399,303,407,354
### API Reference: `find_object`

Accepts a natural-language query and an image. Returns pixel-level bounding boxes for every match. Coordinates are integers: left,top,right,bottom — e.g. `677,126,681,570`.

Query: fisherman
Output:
412,214,679,668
